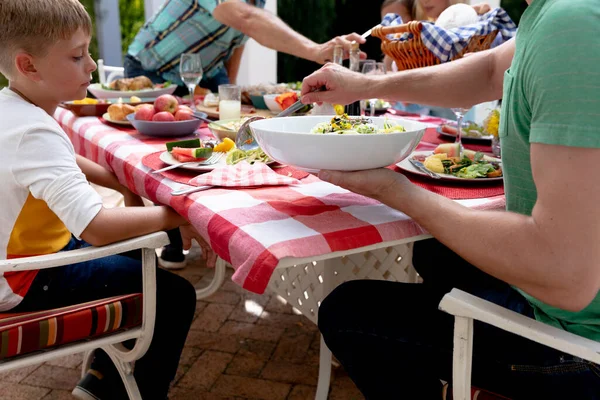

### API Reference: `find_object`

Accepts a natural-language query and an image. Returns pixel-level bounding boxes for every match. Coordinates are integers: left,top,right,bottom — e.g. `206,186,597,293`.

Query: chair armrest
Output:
0,232,169,274
439,288,600,364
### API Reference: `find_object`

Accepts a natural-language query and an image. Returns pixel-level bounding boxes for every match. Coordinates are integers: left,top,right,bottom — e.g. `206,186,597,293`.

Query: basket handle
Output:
372,21,423,42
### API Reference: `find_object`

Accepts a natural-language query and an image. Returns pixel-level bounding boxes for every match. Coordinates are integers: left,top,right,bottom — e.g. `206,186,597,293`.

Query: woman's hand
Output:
180,224,218,268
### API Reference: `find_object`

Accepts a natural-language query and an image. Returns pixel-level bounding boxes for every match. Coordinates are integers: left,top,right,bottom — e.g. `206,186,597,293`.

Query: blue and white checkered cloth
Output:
381,8,517,63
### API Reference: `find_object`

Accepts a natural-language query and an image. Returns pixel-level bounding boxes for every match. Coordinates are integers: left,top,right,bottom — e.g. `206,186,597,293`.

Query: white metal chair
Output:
98,59,125,85
439,288,600,400
0,231,169,400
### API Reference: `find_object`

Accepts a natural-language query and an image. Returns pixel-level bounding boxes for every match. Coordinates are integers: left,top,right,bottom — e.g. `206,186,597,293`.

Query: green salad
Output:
310,114,406,135
226,148,271,165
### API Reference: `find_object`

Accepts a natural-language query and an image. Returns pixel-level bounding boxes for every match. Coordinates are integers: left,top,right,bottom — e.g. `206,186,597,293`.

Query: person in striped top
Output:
125,0,367,92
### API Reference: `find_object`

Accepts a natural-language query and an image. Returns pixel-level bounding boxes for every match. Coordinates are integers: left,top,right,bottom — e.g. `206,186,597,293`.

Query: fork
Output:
152,152,225,173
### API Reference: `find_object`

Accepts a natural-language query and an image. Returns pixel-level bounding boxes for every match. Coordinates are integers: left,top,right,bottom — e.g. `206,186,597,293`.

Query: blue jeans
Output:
124,54,230,95
12,236,196,400
319,239,600,399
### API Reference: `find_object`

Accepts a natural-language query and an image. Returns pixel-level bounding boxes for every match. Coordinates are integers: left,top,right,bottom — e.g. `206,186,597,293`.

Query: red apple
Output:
174,109,194,121
152,111,176,122
154,94,178,114
176,105,194,113
134,104,155,121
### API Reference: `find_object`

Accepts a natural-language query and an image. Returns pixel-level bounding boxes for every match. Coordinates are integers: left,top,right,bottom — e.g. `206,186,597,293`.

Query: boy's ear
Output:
14,52,41,82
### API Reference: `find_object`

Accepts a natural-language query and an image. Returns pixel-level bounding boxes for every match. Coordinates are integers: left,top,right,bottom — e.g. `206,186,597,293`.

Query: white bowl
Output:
249,116,426,171
263,94,283,113
88,83,177,100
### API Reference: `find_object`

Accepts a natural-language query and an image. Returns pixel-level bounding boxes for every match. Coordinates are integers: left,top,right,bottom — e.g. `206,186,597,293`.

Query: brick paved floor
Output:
0,244,364,400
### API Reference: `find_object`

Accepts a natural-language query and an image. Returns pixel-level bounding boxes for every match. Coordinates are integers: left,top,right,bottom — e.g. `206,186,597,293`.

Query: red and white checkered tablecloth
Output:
54,109,505,294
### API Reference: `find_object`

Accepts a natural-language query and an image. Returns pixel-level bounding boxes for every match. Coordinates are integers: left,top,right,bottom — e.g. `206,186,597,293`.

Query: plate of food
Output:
88,76,177,99
396,145,503,182
249,114,426,171
158,138,273,172
103,112,133,125
437,122,492,141
60,96,153,117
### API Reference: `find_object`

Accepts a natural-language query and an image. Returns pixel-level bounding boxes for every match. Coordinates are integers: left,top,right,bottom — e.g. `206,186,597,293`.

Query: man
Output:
301,0,600,398
125,0,366,92
126,0,365,269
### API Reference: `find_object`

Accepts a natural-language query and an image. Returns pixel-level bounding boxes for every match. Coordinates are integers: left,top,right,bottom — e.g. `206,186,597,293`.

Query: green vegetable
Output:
226,148,271,165
166,138,201,152
456,163,495,179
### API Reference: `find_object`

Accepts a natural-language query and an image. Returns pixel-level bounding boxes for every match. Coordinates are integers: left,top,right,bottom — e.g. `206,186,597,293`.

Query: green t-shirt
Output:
500,0,600,341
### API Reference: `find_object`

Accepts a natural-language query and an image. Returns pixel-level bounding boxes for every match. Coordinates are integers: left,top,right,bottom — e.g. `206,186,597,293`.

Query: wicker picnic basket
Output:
372,21,497,71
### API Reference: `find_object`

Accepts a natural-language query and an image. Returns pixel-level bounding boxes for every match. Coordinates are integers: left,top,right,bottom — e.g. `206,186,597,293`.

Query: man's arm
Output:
212,1,364,64
225,45,245,85
322,143,600,313
301,38,515,108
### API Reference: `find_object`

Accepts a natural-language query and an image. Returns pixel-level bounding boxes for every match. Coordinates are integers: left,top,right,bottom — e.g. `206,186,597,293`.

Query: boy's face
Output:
33,28,96,102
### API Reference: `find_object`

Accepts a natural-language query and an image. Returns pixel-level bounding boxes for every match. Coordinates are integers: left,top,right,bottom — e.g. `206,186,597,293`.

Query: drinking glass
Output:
179,53,203,105
218,84,241,120
450,107,471,155
362,62,387,116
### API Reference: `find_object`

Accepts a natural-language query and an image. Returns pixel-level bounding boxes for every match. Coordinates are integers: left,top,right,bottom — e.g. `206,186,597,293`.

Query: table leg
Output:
195,257,227,299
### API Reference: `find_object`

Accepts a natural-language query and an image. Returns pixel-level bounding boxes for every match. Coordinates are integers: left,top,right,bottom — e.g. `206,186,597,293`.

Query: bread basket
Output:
372,21,497,71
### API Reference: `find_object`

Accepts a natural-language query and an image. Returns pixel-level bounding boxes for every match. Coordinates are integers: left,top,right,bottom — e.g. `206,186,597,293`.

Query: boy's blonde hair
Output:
0,0,92,78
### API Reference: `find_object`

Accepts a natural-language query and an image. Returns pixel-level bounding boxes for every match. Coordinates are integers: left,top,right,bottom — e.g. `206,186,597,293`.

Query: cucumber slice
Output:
166,138,201,152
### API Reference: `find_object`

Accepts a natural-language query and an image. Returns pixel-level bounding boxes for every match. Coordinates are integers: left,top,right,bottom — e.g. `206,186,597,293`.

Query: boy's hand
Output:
180,224,218,268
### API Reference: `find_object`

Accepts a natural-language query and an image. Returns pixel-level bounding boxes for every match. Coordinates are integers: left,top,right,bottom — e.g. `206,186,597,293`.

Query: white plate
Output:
396,150,503,182
88,83,177,100
102,113,132,126
436,125,492,142
158,151,274,172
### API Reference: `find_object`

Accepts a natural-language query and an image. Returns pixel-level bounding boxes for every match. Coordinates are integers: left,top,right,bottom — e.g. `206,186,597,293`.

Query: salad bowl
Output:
249,115,426,171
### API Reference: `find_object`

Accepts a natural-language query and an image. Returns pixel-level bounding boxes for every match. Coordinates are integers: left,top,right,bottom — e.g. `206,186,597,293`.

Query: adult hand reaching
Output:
301,63,375,105
180,224,217,268
314,33,367,64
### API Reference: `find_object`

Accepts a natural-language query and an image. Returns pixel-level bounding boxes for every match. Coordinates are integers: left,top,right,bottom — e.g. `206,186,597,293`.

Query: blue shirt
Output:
127,0,266,85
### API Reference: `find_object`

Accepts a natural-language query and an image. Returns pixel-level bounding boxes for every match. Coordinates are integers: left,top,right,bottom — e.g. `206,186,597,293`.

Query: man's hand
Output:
318,168,409,202
301,63,375,105
180,224,217,268
314,33,367,64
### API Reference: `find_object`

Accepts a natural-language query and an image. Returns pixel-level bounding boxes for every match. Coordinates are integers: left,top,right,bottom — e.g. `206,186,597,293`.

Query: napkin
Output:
187,161,300,188
381,7,517,63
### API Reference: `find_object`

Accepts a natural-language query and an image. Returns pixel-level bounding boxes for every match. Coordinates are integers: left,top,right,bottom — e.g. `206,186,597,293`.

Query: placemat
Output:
141,151,310,184
389,165,504,200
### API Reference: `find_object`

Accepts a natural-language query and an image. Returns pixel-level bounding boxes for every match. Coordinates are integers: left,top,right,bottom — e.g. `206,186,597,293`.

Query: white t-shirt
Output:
0,88,103,310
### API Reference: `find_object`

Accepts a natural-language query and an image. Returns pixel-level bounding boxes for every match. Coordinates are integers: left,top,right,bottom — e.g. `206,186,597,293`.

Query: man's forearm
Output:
369,39,514,108
216,3,318,62
386,185,587,311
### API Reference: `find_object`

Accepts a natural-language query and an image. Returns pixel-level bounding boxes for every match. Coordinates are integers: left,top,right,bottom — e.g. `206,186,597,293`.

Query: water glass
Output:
218,84,241,120
179,53,203,105
362,62,387,116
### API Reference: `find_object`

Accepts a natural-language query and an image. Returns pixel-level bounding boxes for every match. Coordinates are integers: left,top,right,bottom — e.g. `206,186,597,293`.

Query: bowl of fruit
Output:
126,94,204,137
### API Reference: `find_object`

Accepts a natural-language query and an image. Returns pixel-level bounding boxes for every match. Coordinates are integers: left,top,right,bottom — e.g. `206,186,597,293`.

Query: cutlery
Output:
171,185,213,196
409,158,441,179
151,152,225,173
192,112,231,130
361,25,380,40
235,87,326,150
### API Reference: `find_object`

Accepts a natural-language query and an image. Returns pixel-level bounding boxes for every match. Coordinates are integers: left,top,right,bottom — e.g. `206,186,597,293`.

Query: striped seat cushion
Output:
0,294,143,360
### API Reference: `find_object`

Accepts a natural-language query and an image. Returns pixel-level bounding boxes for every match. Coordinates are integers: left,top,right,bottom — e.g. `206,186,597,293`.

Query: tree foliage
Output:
119,0,145,56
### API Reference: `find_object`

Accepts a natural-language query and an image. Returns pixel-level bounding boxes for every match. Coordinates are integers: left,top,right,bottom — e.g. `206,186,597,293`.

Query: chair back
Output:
98,59,125,85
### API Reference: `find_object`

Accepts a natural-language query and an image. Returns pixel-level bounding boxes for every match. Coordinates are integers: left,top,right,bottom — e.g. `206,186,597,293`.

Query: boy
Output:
0,0,216,398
